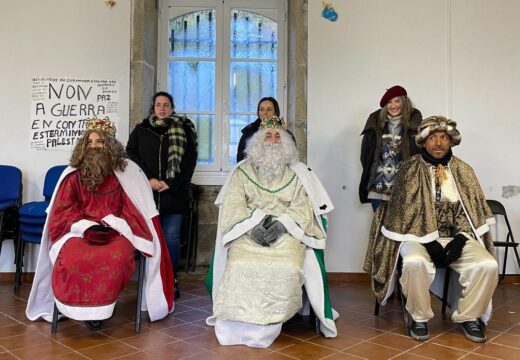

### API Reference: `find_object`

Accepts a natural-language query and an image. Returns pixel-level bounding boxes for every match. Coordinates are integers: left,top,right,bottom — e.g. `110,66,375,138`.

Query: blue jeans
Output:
160,213,184,271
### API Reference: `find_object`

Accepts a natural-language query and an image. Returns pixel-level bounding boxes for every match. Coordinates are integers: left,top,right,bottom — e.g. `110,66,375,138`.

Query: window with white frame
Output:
158,0,287,184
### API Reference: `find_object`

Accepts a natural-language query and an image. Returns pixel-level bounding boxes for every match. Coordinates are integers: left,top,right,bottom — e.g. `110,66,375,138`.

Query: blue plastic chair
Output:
18,165,67,219
15,165,66,289
0,165,22,256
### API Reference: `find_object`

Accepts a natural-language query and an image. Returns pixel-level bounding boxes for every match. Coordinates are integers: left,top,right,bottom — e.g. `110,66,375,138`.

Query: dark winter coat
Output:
236,119,261,163
126,117,197,214
359,108,422,204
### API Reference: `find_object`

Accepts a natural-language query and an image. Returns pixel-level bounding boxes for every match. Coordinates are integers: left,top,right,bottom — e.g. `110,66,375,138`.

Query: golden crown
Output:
259,116,286,130
85,116,116,136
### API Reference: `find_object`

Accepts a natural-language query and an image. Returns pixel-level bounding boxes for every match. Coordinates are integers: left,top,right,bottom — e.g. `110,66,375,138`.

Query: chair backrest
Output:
487,199,514,242
0,165,22,205
43,165,67,200
487,199,506,217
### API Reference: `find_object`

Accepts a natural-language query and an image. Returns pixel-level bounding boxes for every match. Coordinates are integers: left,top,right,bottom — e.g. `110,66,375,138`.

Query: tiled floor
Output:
1,277,519,359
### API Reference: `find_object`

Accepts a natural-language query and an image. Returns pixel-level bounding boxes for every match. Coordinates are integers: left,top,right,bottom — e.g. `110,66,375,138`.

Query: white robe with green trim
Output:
206,160,338,348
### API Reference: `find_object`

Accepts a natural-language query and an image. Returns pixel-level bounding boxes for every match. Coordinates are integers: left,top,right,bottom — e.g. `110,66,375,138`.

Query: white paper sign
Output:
30,76,119,150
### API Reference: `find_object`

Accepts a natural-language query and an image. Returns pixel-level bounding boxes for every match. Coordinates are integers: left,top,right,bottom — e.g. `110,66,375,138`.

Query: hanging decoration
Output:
321,1,338,22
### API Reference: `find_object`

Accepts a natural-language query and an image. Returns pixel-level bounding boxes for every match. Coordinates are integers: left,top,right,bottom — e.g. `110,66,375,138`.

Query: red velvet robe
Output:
48,172,152,306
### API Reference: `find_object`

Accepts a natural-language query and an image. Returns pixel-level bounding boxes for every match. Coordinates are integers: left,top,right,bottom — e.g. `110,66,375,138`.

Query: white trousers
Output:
400,239,498,323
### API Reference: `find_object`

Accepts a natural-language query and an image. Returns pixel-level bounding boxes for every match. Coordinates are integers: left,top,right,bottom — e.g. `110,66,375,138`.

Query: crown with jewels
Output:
259,116,287,130
85,116,116,136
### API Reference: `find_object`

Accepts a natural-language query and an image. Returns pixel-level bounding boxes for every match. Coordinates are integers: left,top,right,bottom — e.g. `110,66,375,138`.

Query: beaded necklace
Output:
239,167,296,193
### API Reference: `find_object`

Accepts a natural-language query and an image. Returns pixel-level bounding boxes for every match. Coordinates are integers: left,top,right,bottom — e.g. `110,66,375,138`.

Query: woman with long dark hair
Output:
127,91,197,299
359,85,422,211
236,96,281,162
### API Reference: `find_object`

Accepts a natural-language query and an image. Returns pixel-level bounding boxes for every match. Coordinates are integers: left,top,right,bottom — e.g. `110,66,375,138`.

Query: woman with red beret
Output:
359,85,422,211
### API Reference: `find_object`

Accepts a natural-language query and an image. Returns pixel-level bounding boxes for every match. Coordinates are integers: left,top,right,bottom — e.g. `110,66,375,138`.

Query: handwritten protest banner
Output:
30,76,119,150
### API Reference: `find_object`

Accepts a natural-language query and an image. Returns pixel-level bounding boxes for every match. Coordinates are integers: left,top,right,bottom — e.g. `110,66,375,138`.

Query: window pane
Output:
187,114,215,165
229,114,256,164
169,61,215,112
169,10,216,58
229,62,277,113
230,10,277,60
163,2,284,173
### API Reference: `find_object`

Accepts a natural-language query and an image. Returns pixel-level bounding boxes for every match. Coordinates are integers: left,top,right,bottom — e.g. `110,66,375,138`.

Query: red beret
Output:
379,85,407,107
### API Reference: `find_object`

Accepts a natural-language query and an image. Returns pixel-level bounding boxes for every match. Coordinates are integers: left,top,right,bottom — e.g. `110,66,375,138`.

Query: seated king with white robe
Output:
206,116,338,348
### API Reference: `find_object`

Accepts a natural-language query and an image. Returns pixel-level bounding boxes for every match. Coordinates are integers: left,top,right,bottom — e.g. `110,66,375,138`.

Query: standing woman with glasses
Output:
127,91,198,299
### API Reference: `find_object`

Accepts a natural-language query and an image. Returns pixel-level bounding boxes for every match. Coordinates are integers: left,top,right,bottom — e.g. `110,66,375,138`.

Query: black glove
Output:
263,221,286,244
444,234,468,266
87,224,111,232
251,223,269,247
423,241,445,267
84,224,113,244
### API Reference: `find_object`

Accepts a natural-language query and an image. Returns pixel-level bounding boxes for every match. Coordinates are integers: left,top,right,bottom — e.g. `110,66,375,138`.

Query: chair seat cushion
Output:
20,231,42,244
19,201,50,218
19,215,47,225
20,223,44,235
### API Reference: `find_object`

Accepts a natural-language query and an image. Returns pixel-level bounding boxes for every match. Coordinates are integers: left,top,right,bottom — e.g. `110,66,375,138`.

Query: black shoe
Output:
174,278,181,300
410,321,429,341
84,320,102,331
461,321,486,343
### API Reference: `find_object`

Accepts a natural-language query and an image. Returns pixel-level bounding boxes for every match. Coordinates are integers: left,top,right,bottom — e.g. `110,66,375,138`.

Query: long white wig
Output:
245,129,299,183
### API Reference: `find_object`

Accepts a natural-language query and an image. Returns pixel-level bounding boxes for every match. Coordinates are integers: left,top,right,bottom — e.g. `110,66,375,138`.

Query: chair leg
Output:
135,253,145,333
500,246,520,283
513,246,520,274
14,237,25,291
184,209,193,273
398,282,410,336
308,304,321,336
51,303,59,333
500,247,509,283
394,256,410,335
0,211,4,256
441,268,451,317
374,299,380,316
191,210,198,272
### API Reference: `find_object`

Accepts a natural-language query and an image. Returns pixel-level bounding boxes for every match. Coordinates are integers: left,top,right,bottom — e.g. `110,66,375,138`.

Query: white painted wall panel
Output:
0,0,131,272
307,0,520,273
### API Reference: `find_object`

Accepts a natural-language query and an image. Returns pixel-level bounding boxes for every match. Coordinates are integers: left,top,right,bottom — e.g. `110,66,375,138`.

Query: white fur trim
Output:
70,219,99,236
49,219,98,263
102,214,155,256
381,226,439,243
420,127,430,140
289,162,334,215
214,319,282,348
276,213,326,249
302,247,337,337
222,208,267,246
474,218,495,237
55,298,115,321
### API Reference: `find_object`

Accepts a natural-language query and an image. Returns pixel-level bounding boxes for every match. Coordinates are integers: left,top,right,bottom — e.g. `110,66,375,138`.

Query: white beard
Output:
253,143,287,184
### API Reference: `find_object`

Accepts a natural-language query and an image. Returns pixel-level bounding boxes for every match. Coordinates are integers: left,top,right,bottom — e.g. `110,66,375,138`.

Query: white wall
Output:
1,0,518,276
308,0,520,273
0,0,131,271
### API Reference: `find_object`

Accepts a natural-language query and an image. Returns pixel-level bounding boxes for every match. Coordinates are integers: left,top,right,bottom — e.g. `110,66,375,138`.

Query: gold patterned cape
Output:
363,155,495,303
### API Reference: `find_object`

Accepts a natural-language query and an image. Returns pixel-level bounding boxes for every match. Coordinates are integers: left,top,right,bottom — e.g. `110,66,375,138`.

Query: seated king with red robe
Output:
26,117,174,330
